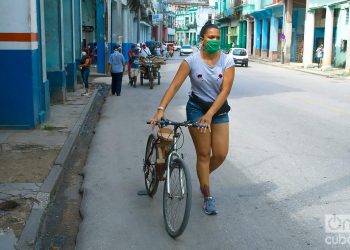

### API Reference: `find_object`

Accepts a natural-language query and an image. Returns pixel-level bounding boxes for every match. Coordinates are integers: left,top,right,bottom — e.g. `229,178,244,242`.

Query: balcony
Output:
223,8,234,17
175,24,189,31
186,23,197,29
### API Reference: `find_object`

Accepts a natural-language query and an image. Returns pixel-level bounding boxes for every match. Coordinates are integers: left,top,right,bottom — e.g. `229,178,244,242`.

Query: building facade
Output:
303,0,350,69
0,0,155,128
214,0,350,69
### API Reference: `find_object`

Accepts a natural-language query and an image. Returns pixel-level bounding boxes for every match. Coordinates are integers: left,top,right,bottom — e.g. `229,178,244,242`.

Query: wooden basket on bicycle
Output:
156,127,174,180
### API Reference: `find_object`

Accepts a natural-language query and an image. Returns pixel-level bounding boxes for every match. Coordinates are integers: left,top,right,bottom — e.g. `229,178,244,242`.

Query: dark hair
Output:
199,20,219,38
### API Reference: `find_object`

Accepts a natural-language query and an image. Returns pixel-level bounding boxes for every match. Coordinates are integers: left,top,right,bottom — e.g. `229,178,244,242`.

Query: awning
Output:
140,21,152,27
250,3,283,19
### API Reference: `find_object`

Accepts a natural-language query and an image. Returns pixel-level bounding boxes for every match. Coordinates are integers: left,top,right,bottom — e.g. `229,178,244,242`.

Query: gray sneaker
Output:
202,197,218,215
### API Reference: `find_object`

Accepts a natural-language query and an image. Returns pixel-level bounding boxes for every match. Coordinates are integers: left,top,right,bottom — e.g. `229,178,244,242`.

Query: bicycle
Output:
144,118,204,238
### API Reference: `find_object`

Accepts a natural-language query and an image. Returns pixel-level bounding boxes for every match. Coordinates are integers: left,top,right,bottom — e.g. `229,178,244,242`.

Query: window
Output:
232,49,247,56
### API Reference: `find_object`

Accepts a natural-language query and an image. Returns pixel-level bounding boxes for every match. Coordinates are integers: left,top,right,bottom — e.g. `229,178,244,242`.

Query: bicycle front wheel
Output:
163,158,192,238
144,134,159,197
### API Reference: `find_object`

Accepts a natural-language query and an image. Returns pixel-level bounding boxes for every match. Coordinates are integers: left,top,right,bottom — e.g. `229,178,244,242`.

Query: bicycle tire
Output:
149,71,154,89
163,157,192,238
144,134,159,197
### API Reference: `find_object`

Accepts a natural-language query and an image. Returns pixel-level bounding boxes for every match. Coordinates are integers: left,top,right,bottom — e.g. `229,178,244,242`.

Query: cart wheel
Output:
158,72,160,85
149,73,154,89
140,73,143,85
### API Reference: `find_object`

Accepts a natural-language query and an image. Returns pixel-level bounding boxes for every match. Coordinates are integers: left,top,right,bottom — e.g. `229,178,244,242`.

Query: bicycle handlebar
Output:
147,118,208,128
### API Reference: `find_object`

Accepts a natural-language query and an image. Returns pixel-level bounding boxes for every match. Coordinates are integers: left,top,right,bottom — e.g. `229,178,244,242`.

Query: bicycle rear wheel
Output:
163,158,192,238
144,134,159,197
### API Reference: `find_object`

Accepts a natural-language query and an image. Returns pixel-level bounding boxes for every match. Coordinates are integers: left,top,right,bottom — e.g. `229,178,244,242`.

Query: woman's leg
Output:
209,123,229,173
188,127,211,197
83,70,89,93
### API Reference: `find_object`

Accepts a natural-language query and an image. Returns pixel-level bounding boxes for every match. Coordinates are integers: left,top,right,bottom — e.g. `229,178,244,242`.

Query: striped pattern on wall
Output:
0,0,38,50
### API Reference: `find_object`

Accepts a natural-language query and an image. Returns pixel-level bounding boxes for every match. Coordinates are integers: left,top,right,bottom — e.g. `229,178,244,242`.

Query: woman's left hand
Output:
197,115,212,133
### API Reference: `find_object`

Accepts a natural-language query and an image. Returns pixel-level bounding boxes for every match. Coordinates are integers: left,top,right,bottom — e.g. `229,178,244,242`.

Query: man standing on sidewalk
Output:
316,44,324,68
79,48,91,96
108,45,125,96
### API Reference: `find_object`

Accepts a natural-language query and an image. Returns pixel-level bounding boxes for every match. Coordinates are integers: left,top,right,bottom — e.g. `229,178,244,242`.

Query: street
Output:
75,53,350,250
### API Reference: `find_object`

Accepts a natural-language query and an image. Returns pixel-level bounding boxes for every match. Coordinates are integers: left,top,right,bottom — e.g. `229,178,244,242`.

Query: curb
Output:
249,59,347,78
16,85,105,250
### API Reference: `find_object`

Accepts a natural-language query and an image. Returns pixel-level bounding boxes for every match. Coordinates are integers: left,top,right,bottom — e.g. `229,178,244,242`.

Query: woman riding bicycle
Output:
149,20,235,215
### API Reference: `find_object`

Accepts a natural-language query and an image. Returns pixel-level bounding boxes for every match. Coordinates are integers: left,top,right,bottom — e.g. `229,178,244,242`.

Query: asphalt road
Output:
76,53,350,250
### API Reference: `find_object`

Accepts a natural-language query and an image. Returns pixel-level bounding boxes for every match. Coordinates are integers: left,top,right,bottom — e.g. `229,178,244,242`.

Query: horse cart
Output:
139,56,166,89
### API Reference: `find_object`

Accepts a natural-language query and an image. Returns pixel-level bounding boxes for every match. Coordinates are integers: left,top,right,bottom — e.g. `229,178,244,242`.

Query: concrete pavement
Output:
250,57,349,78
0,77,109,249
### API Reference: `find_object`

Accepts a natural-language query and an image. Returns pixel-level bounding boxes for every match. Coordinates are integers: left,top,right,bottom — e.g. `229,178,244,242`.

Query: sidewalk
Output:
250,57,349,78
0,76,110,249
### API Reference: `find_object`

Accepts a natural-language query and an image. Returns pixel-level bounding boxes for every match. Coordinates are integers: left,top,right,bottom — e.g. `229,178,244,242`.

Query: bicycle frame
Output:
146,119,205,197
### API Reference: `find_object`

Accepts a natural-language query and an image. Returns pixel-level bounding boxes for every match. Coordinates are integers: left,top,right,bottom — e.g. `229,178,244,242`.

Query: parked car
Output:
180,45,193,56
230,48,248,67
174,44,181,51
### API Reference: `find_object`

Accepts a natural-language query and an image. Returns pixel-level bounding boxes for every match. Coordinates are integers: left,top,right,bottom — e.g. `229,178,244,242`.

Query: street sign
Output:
152,14,163,22
279,34,285,42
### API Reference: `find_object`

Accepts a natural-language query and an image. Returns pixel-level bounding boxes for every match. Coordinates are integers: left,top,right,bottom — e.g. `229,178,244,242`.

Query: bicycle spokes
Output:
163,158,192,238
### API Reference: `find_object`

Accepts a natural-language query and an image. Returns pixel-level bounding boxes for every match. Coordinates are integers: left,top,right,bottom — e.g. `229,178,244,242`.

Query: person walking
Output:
108,45,125,96
316,44,324,68
127,44,136,85
149,21,235,215
79,48,91,96
130,44,140,88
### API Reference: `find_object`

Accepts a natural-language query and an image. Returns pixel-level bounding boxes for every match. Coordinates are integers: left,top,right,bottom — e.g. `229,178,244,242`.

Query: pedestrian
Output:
79,48,91,96
155,44,161,56
161,42,167,57
149,20,235,215
130,44,140,88
127,45,135,85
140,43,151,58
316,44,324,68
108,45,125,96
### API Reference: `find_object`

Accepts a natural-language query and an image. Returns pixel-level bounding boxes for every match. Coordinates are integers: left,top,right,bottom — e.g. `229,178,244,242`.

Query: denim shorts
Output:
186,99,229,124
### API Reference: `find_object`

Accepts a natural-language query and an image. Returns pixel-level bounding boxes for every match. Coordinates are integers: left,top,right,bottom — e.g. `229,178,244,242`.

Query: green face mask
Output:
204,40,221,54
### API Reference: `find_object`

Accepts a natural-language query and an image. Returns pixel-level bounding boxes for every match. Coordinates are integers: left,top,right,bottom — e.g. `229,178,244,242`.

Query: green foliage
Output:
42,124,56,130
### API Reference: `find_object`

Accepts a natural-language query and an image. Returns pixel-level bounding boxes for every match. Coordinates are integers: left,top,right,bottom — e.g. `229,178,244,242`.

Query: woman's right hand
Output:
149,110,165,128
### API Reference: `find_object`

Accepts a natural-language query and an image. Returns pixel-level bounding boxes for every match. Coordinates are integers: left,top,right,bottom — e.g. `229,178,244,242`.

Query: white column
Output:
246,19,252,55
284,0,293,62
269,16,279,61
303,6,315,68
122,8,126,43
107,0,111,48
345,8,350,72
253,18,257,56
323,6,334,69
